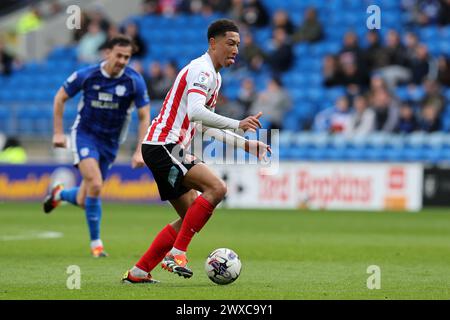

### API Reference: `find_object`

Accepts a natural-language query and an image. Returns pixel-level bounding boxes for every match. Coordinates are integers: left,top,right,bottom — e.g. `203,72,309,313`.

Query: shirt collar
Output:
100,61,125,79
203,52,217,73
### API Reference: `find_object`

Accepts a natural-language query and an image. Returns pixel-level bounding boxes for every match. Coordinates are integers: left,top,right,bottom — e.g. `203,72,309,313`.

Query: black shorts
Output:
142,143,202,201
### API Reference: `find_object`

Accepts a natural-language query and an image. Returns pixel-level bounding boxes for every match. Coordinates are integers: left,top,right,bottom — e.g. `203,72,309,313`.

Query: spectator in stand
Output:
363,30,383,73
314,96,353,133
271,10,295,35
369,74,389,93
402,0,441,26
395,102,418,133
228,0,245,24
123,22,147,59
164,60,178,87
241,0,269,28
145,61,178,100
339,31,364,68
266,27,294,75
145,61,165,99
199,2,215,17
99,24,120,58
292,7,323,43
148,62,167,100
421,79,446,115
345,95,375,136
339,52,370,89
16,5,43,34
73,10,91,43
419,103,441,132
0,40,14,76
249,77,291,130
437,55,450,86
130,60,145,75
438,0,450,25
337,32,368,92
237,77,257,116
0,137,27,164
77,22,107,63
215,93,246,119
370,88,400,132
239,32,266,72
207,0,232,14
409,44,431,85
403,32,420,64
375,30,411,89
160,0,178,16
89,4,111,34
417,0,441,25
322,55,342,87
142,0,160,14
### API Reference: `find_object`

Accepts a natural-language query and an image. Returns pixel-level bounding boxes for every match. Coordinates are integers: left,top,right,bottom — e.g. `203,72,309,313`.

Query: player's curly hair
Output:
207,19,239,41
104,35,138,53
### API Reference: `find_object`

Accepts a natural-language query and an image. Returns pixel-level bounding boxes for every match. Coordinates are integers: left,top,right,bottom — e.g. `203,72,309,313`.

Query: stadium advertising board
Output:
213,163,423,211
423,166,450,206
0,164,162,203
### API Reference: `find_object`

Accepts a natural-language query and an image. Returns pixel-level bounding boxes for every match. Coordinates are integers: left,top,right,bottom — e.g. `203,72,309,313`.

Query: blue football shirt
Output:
63,61,150,145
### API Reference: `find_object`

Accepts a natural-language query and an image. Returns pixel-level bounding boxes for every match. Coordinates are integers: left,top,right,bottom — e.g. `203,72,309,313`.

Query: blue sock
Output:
59,187,79,206
84,197,102,241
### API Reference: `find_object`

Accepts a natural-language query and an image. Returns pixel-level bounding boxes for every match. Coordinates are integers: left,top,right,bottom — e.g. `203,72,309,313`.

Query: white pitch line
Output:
0,231,63,241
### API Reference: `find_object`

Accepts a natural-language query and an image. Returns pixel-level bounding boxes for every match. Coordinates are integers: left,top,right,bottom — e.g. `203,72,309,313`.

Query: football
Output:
205,248,242,285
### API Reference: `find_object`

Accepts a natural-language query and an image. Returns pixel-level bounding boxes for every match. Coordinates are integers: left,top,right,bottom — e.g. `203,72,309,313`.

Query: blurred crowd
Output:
1,0,450,137
318,27,450,135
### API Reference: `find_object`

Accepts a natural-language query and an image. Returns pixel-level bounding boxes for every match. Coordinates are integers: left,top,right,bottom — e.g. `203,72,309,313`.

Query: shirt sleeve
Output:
187,93,240,129
133,73,150,109
186,67,212,97
62,69,88,98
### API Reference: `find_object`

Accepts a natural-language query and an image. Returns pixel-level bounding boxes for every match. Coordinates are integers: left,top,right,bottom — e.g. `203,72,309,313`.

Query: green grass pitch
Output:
1,202,450,300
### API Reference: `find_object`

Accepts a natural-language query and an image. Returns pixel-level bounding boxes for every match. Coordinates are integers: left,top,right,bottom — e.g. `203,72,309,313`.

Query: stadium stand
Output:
0,0,449,163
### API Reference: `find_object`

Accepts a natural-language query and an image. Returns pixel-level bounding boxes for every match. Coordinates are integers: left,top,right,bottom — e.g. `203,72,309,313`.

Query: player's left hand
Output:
245,140,272,161
131,151,145,169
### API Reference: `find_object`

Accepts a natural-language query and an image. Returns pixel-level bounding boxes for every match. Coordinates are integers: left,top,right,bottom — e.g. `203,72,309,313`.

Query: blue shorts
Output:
71,130,118,180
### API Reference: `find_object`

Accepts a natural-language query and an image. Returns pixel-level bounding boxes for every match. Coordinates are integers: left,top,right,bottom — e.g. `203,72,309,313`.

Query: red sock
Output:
135,224,177,272
173,195,215,252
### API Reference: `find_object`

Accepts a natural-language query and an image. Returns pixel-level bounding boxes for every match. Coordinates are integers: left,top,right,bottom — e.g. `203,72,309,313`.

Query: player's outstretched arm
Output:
187,91,262,132
202,126,271,161
52,87,70,148
131,105,150,169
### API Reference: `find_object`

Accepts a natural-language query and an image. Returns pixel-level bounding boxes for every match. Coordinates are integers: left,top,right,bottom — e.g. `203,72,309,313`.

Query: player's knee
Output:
211,180,227,201
87,181,103,196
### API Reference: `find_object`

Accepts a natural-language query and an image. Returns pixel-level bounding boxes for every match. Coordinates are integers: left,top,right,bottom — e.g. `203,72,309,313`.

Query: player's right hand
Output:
239,112,263,133
52,133,67,148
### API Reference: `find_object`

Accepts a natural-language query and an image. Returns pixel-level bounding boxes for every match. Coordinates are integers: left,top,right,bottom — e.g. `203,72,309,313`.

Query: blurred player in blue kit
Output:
43,35,151,257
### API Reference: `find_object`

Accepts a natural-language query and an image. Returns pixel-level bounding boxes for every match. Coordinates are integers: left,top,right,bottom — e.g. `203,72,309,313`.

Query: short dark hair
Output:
104,35,137,53
207,19,239,41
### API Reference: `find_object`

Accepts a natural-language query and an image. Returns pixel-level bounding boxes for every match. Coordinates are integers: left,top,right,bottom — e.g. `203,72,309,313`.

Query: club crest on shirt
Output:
115,85,127,96
80,148,89,157
197,71,210,85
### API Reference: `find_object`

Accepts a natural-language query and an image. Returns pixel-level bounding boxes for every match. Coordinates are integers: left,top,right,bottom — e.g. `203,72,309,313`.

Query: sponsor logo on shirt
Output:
99,92,113,101
67,72,77,83
193,83,208,90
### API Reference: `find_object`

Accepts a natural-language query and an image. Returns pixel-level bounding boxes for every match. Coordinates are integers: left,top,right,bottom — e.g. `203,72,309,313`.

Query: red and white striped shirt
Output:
143,52,223,148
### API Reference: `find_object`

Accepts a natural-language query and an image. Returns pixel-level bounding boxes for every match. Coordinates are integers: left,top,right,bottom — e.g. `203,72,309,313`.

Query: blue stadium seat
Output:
0,106,13,134
283,112,301,132
278,131,294,148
